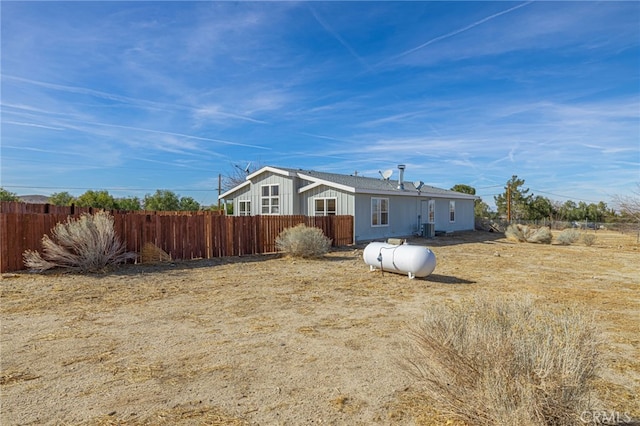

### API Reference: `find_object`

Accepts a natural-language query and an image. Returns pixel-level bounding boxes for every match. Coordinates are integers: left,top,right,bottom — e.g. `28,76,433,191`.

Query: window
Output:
238,200,251,216
371,197,389,226
261,184,280,214
449,200,456,222
314,198,336,216
428,200,435,223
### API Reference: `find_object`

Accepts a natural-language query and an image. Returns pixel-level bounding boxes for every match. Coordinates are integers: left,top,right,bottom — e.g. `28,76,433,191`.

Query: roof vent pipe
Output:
397,164,406,190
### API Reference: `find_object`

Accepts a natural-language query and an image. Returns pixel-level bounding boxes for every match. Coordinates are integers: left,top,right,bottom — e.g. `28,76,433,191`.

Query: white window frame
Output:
238,200,251,216
261,184,280,215
314,197,337,216
449,200,456,222
371,197,389,227
428,200,435,223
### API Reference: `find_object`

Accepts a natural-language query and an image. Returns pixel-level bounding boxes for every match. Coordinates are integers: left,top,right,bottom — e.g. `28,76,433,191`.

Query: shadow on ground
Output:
423,274,475,284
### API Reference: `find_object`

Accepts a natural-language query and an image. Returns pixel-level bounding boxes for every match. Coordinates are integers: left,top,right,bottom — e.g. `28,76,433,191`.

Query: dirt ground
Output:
1,230,639,425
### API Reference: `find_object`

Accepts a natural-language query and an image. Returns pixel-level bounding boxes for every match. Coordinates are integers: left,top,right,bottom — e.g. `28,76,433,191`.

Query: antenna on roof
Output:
379,169,393,180
235,162,251,175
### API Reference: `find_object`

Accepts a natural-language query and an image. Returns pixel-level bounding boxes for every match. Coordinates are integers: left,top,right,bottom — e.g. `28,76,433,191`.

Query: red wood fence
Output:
0,202,354,273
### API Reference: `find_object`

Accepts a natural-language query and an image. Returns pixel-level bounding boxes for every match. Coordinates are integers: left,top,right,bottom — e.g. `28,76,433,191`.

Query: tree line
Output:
0,188,206,212
452,175,637,223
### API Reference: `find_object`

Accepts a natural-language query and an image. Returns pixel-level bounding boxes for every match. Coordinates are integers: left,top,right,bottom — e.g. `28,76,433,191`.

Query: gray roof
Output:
219,165,477,200
275,166,476,199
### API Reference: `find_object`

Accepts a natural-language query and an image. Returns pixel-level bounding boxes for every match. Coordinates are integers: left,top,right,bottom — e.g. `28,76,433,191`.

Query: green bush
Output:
403,296,600,426
23,211,136,272
557,228,581,245
275,224,332,258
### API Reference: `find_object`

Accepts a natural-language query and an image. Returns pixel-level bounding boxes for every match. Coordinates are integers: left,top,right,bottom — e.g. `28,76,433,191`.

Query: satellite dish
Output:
379,169,393,180
414,180,424,191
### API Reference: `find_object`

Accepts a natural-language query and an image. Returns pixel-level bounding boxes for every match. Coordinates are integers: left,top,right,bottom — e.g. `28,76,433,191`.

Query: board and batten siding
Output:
300,186,354,216
232,185,252,215
243,172,299,215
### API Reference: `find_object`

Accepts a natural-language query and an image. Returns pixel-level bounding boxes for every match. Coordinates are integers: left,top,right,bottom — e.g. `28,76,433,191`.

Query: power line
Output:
3,185,214,192
528,189,602,204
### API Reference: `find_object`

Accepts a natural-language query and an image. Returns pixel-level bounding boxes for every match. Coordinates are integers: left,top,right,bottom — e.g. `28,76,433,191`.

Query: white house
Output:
218,165,477,243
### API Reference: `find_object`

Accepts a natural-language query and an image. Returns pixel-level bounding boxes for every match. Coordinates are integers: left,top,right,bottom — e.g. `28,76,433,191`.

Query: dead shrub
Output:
557,228,581,245
23,211,136,272
582,233,597,247
403,295,601,426
505,224,552,244
141,242,171,263
275,224,331,258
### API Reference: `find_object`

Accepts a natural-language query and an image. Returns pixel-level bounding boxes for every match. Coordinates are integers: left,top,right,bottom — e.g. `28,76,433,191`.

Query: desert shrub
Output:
23,211,136,272
505,224,552,244
526,226,552,244
557,228,581,245
505,224,527,242
403,295,600,426
275,224,331,258
582,233,597,247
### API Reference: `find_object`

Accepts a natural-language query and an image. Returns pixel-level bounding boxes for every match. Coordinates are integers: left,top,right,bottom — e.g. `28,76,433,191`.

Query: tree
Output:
76,190,117,209
450,184,493,219
178,196,200,211
0,188,20,202
116,197,142,211
494,176,532,221
222,162,261,191
557,200,576,221
613,184,640,222
49,191,76,206
474,200,493,219
527,196,556,221
613,184,640,242
450,184,475,195
144,190,181,211
143,190,199,211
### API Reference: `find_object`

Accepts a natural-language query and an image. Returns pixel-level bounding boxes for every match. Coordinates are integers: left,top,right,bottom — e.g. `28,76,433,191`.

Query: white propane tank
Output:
363,242,436,279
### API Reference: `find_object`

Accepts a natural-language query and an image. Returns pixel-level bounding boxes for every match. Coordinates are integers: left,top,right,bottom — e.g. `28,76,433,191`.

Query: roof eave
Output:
296,173,356,193
218,180,251,200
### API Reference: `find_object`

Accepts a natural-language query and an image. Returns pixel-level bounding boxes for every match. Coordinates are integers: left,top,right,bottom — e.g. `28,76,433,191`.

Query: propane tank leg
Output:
408,272,415,279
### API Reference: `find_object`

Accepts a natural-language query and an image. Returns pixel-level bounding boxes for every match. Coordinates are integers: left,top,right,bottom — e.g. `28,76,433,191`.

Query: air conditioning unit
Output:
421,223,435,238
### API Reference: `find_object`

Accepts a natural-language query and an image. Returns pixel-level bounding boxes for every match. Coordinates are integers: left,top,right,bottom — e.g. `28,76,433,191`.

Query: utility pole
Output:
507,182,512,223
217,173,222,211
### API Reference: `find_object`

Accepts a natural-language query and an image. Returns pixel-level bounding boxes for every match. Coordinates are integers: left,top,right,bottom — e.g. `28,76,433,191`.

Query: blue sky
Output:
1,1,639,209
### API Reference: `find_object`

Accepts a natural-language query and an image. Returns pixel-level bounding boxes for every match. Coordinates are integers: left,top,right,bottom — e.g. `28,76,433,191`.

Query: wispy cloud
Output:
2,121,65,131
309,6,371,72
3,75,267,124
380,1,533,66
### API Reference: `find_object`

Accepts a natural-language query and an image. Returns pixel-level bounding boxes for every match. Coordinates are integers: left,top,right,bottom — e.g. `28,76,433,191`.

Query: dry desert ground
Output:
1,230,639,425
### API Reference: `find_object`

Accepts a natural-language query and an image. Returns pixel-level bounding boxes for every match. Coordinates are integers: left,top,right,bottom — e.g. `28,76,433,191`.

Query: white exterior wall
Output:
354,194,423,241
353,195,474,242
433,198,475,232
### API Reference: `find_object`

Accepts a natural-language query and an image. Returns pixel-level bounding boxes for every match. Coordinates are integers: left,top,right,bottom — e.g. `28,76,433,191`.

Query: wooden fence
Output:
0,202,354,273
